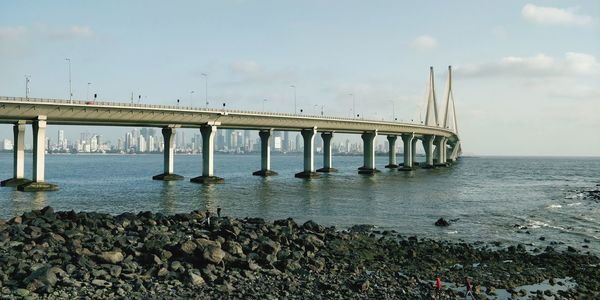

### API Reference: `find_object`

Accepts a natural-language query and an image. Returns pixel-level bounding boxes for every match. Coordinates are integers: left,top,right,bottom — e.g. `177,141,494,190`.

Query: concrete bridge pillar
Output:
359,131,379,174
385,135,398,169
435,136,448,167
153,126,183,181
191,124,224,183
253,129,278,176
400,133,415,171
411,137,418,167
422,135,435,168
1,121,31,187
295,128,320,178
317,132,336,173
18,116,58,191
448,142,460,163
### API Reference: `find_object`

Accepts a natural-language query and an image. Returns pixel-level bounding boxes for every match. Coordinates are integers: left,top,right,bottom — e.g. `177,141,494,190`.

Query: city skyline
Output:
1,1,599,155
0,127,405,156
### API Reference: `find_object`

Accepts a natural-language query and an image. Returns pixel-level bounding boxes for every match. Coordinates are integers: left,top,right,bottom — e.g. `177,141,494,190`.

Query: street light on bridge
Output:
65,58,72,103
290,85,297,114
348,93,355,119
25,75,31,100
201,73,208,107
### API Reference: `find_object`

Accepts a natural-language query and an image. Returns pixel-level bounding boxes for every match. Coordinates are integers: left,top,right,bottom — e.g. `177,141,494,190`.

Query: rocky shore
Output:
0,207,599,299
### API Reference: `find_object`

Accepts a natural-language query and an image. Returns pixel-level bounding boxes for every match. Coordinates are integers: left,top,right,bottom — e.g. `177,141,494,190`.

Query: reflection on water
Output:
200,184,218,213
159,181,178,214
7,190,47,218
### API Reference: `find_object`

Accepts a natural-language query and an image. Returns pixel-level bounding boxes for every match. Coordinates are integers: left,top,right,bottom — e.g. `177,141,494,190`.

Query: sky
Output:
1,0,599,156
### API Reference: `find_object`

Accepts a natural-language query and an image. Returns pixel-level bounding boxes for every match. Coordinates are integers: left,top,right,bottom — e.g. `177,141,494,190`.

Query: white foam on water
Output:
567,202,582,207
446,231,458,234
547,204,562,209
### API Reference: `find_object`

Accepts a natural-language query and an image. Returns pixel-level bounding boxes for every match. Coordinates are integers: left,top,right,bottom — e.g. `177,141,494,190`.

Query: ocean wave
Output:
547,204,562,209
567,202,582,207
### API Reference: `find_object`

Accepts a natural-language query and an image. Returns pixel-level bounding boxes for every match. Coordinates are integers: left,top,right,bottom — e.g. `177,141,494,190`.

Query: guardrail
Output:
0,96,455,133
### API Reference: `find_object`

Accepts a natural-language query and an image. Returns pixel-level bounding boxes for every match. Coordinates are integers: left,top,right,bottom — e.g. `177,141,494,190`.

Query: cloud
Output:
410,35,437,50
0,24,95,41
230,60,261,75
521,4,595,26
0,25,27,39
455,52,600,78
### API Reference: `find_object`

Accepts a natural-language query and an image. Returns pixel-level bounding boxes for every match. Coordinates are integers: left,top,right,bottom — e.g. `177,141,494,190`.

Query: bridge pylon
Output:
424,66,439,127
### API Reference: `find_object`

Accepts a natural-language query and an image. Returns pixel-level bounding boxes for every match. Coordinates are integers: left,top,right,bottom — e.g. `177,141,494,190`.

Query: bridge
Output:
0,66,460,191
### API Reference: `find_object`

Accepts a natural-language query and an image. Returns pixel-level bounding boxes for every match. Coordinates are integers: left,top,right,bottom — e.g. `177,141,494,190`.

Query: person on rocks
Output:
435,275,442,299
465,276,474,299
217,207,221,218
206,210,211,226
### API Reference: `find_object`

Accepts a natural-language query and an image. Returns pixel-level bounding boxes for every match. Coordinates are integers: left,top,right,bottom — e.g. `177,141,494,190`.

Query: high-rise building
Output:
58,130,65,150
138,135,146,152
3,139,13,151
295,133,302,152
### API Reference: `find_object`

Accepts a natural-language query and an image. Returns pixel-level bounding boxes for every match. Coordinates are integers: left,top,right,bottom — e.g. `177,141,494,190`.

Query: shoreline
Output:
0,207,598,298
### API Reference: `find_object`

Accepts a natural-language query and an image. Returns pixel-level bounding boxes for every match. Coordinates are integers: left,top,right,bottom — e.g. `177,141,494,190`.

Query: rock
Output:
99,251,124,264
224,241,244,257
203,246,226,264
24,266,64,289
260,237,281,255
92,279,112,288
108,265,122,277
189,272,205,286
180,240,197,255
302,220,324,233
15,288,30,297
434,218,450,227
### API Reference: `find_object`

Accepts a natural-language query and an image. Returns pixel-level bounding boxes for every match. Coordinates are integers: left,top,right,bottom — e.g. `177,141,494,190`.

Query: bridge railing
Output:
0,96,451,131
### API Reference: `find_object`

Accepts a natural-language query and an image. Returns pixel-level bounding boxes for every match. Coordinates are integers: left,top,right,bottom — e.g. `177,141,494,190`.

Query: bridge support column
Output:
153,126,184,181
435,137,448,167
18,116,58,191
422,135,435,169
385,135,398,168
400,133,415,171
317,132,336,173
295,128,320,178
448,143,460,163
411,137,418,167
2,121,31,187
358,131,379,174
191,124,224,184
253,129,278,176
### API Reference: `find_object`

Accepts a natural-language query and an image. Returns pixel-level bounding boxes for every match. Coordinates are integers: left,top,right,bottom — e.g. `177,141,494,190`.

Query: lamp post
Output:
201,73,208,107
25,75,31,100
389,100,396,121
348,93,355,119
65,58,72,103
86,82,92,101
190,90,195,106
262,99,267,112
290,85,296,114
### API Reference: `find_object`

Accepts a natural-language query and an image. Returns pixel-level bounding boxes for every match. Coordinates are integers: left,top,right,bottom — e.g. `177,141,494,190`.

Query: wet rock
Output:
434,218,450,227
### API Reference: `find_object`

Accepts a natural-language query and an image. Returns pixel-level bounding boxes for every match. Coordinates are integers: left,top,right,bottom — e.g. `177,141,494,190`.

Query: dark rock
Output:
434,218,450,227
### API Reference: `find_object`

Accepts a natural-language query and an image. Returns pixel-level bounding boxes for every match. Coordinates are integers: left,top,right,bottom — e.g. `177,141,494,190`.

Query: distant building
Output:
3,139,13,151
